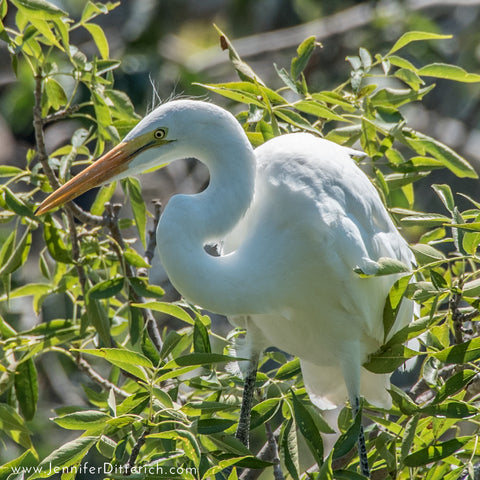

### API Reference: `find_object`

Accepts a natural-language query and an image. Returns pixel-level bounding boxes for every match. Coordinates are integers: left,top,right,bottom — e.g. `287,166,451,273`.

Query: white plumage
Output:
36,99,415,475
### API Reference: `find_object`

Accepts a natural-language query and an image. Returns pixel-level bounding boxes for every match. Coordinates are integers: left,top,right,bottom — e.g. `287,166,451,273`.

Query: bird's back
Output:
224,133,414,408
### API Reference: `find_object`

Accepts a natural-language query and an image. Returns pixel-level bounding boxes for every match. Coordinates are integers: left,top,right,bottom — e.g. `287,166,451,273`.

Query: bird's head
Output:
36,99,230,215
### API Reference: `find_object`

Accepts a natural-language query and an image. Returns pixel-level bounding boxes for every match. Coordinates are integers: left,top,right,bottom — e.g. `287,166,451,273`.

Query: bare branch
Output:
76,356,129,397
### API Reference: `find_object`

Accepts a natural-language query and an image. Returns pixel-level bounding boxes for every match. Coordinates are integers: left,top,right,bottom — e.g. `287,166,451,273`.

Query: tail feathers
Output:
300,360,392,410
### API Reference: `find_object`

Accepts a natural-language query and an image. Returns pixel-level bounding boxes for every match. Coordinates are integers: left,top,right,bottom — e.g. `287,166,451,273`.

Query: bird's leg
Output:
340,344,370,478
352,396,370,478
235,352,259,448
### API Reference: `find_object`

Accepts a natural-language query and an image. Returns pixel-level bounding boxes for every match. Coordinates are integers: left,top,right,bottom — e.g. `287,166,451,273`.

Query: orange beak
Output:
36,141,135,215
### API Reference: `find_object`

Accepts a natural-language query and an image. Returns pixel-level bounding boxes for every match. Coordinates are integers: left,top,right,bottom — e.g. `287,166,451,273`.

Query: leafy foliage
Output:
1,2,480,479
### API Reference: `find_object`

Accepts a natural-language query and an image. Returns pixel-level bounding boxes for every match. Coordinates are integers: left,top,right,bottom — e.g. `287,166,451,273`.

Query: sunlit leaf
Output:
14,359,38,421
404,437,469,467
388,31,452,55
419,63,480,83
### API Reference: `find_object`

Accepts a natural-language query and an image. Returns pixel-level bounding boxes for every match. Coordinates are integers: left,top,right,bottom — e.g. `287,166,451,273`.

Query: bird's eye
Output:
154,128,167,140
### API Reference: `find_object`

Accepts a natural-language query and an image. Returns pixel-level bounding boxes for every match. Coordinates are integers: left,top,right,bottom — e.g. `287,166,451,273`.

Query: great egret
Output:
37,99,414,477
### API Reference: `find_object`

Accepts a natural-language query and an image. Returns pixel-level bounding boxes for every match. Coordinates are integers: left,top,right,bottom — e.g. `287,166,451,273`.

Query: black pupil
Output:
156,130,164,138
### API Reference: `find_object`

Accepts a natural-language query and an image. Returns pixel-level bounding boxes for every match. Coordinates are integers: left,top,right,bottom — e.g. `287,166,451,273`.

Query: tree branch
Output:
76,356,129,397
240,424,283,480
104,203,163,351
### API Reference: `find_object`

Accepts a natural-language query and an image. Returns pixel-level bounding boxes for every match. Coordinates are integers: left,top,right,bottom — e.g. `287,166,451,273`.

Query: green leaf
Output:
15,359,38,421
388,31,452,55
197,418,236,434
0,166,23,177
400,415,418,462
403,437,469,467
4,187,36,219
147,429,201,467
214,26,263,84
133,301,193,325
43,217,72,263
291,36,316,79
448,222,480,232
0,403,33,450
129,277,164,299
383,275,413,341
291,391,323,465
250,398,281,429
198,83,265,107
53,410,112,430
88,277,124,299
44,77,67,110
421,401,477,419
359,47,372,71
85,297,110,346
432,336,480,364
281,417,300,480
75,347,153,369
364,343,418,374
401,213,451,227
432,184,455,212
30,436,97,479
418,63,480,83
294,100,346,122
370,85,434,108
0,227,31,277
129,305,142,346
389,384,418,415
105,89,137,120
355,257,410,277
332,407,361,460
123,247,150,268
90,182,116,216
275,357,301,380
193,315,211,354
311,92,355,111
463,277,480,297
0,449,38,478
83,22,109,59
159,330,183,361
123,177,146,248
394,68,424,89
12,0,66,18
405,131,477,178
183,400,237,414
163,352,246,368
274,108,316,133
410,243,446,264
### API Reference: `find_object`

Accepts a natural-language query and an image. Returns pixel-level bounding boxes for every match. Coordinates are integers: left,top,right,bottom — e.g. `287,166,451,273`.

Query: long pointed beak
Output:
36,141,135,215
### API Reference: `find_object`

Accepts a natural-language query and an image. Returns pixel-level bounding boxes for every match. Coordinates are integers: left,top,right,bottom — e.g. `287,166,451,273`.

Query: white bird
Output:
37,99,414,477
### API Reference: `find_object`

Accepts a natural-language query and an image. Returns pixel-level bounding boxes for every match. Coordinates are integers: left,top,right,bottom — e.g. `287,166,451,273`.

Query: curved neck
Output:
157,134,258,314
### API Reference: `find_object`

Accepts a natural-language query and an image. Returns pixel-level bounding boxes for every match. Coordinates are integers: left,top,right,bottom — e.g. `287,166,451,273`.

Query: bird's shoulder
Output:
254,133,375,217
252,133,412,264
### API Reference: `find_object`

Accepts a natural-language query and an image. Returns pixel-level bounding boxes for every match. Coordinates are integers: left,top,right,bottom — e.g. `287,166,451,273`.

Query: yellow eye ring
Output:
154,128,167,140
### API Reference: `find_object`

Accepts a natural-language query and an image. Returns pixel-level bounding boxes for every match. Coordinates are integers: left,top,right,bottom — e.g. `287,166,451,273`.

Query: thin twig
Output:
42,104,81,125
138,200,162,277
450,293,465,345
76,356,129,397
104,202,163,351
240,425,283,480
